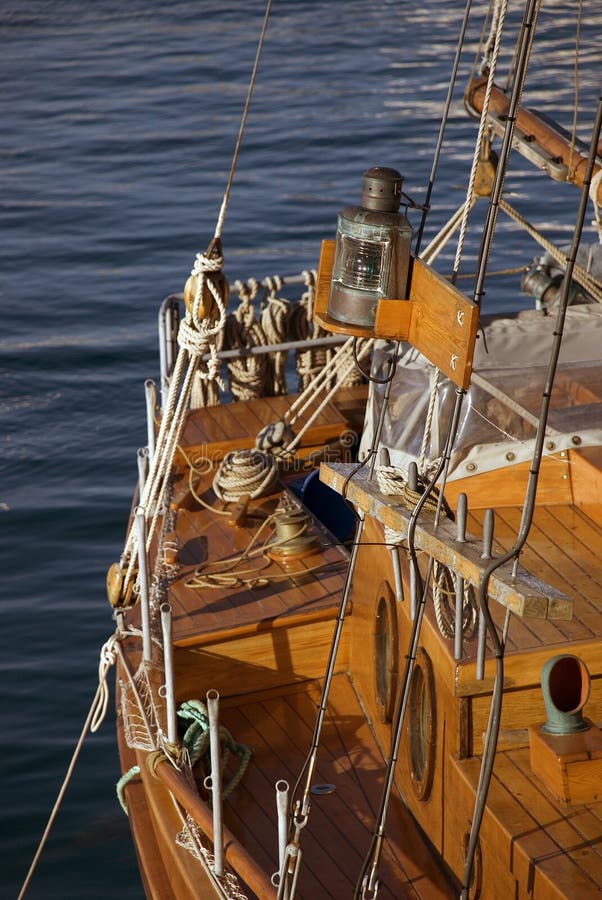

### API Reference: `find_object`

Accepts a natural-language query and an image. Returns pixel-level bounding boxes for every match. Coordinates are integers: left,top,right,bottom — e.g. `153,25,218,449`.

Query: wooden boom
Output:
465,76,602,201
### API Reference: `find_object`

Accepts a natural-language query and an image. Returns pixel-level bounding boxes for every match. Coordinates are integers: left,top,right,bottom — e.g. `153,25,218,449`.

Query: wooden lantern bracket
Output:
314,239,479,390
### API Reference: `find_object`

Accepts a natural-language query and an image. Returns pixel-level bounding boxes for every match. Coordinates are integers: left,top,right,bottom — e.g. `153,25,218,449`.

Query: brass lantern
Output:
327,167,413,328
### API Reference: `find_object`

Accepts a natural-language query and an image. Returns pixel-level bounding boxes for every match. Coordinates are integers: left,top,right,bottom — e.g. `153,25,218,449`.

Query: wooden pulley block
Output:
474,138,498,197
106,561,136,608
183,271,229,319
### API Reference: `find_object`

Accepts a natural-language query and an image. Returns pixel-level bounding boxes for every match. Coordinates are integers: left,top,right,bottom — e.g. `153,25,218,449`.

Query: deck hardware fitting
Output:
477,509,495,680
271,780,290,887
144,379,157,464
134,506,152,663
204,689,224,877
159,603,177,745
310,783,336,795
137,447,149,498
456,492,467,543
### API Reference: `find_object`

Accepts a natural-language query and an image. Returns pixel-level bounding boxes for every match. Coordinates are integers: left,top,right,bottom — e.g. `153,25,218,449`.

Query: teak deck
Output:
219,676,456,899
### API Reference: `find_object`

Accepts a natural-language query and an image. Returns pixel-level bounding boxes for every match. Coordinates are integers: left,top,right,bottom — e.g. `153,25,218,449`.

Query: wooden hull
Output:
115,382,602,898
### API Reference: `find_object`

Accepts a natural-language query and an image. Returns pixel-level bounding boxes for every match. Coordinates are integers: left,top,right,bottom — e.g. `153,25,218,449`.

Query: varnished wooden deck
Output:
455,746,602,899
466,502,602,652
163,393,360,648
219,675,457,899
119,388,602,899
168,501,349,646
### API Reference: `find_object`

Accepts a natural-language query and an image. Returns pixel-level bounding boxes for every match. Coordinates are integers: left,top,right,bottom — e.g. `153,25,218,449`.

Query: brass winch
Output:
267,509,318,563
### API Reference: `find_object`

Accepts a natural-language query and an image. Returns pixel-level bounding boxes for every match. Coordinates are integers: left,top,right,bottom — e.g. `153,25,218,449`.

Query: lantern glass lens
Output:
338,236,387,291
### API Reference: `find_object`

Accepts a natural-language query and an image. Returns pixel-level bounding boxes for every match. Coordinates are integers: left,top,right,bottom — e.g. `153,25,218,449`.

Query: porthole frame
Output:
407,646,436,801
373,580,398,724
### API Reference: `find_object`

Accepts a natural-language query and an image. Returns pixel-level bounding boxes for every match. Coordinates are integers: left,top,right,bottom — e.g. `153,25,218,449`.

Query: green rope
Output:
115,700,252,816
178,699,252,800
116,765,141,815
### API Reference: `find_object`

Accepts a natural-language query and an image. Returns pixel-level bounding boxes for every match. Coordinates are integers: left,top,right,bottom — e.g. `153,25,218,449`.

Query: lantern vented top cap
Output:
361,167,403,212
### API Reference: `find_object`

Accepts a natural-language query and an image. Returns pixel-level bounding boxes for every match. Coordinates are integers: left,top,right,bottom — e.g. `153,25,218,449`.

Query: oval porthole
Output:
407,646,436,800
462,832,483,899
373,581,398,724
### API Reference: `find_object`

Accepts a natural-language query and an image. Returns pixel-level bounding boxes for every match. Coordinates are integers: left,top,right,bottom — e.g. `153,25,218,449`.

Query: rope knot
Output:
191,251,224,276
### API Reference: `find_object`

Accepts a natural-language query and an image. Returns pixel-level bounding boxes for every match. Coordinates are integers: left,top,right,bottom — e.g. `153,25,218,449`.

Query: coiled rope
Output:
178,700,252,801
212,449,279,503
432,559,478,641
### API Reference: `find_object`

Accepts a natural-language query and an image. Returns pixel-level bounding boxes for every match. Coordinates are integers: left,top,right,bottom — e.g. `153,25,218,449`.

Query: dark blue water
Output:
2,3,601,897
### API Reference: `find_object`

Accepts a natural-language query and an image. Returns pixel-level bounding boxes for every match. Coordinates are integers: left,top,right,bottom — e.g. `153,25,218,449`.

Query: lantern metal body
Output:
327,167,412,328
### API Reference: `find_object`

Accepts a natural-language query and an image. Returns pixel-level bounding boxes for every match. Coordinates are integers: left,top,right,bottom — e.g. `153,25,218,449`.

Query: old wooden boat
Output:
104,3,602,898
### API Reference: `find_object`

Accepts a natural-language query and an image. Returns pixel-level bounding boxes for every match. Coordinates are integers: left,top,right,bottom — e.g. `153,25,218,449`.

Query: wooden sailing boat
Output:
107,3,602,898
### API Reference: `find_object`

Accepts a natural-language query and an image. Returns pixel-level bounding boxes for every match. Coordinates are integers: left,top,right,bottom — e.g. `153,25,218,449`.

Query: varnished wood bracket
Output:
528,723,602,804
320,461,573,620
314,240,479,388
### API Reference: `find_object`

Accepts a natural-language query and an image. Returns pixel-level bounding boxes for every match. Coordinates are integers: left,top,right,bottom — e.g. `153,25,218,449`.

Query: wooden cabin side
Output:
342,451,602,900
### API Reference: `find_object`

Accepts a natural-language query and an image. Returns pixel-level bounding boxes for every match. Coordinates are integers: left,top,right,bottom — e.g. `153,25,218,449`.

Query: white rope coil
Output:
213,449,279,503
376,465,406,496
376,465,407,544
432,559,478,640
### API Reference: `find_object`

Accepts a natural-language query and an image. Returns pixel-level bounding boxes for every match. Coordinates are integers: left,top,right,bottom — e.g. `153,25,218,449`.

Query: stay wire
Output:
280,349,398,900
17,682,107,900
214,0,273,240
460,61,602,900
414,0,474,258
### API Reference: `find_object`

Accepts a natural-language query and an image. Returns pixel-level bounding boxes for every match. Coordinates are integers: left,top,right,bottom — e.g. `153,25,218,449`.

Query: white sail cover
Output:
361,303,602,480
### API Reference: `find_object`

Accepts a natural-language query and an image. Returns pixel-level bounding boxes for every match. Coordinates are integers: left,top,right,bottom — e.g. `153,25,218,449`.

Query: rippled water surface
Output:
2,2,601,896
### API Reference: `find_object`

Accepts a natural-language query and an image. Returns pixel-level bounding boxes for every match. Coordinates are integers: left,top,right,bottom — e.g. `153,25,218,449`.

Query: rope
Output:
432,560,478,641
282,339,373,454
223,281,272,401
184,508,327,591
375,465,450,520
454,0,509,279
288,270,333,391
499,197,602,301
418,369,441,474
212,449,279,503
178,700,252,800
260,277,290,396
116,765,141,815
17,634,120,900
214,0,273,240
